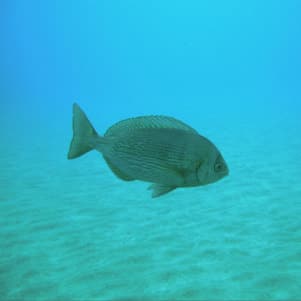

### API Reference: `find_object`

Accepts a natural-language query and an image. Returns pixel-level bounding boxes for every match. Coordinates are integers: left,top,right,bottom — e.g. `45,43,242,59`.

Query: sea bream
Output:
68,103,229,198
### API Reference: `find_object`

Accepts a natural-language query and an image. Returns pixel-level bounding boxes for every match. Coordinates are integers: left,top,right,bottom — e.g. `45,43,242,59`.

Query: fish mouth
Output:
222,169,229,177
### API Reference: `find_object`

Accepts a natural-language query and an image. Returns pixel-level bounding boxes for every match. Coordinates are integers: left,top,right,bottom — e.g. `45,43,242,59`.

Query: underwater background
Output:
1,0,301,300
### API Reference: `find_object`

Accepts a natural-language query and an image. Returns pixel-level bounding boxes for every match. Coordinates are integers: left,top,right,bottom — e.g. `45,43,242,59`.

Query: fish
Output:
67,103,229,198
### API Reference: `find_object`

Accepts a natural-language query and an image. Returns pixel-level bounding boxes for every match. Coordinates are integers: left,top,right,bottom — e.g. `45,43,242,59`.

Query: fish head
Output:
213,153,229,178
197,151,229,185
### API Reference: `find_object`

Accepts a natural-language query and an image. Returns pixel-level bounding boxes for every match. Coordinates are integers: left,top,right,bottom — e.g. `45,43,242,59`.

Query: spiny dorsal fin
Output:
104,115,198,137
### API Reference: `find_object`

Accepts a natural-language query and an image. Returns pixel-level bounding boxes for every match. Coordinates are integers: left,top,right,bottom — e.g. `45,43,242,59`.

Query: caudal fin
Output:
67,103,98,159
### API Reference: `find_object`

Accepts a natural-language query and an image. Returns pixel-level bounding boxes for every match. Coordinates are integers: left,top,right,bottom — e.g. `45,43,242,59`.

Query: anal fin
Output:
103,156,134,181
148,183,176,198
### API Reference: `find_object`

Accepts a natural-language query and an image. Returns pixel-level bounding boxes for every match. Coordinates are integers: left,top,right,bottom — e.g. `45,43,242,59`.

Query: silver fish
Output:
68,103,229,198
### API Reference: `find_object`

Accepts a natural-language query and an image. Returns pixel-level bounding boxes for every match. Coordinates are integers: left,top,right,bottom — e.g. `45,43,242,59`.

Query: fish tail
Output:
67,103,100,159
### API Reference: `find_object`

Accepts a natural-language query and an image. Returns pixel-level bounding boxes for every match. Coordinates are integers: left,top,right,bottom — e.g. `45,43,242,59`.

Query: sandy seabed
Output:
1,122,301,300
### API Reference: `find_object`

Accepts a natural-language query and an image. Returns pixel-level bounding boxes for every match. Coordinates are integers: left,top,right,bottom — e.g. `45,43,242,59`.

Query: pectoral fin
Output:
148,184,176,198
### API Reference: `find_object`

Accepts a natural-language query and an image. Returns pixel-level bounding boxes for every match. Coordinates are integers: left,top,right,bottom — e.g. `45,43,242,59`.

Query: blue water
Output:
1,1,301,300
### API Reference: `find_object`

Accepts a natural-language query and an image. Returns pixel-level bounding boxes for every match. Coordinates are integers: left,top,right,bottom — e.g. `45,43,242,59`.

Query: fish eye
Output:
214,162,224,173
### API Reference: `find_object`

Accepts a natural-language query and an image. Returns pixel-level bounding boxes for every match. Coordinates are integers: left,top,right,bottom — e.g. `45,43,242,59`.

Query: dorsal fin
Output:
104,115,198,137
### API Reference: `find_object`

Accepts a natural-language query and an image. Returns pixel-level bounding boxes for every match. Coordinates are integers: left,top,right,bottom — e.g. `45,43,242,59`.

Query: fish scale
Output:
110,128,201,169
68,103,229,197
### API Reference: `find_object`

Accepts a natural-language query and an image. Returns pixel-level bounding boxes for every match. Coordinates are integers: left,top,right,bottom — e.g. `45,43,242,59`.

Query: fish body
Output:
68,103,229,197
